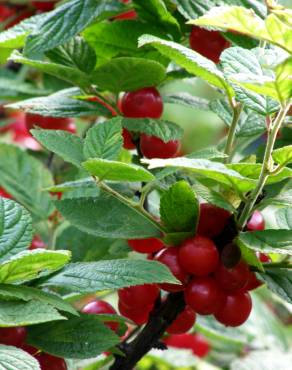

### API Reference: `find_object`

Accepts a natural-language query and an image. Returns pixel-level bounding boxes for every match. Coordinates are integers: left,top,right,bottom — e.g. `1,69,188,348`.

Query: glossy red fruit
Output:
32,1,57,11
164,333,210,358
37,353,67,370
118,300,152,325
29,235,46,250
140,134,180,159
122,129,136,149
167,306,196,334
81,300,118,331
215,260,250,294
189,26,230,63
114,10,137,20
245,271,263,291
21,344,40,356
215,292,252,327
0,327,26,347
118,284,160,309
25,113,76,133
246,210,265,231
128,238,164,254
257,252,271,263
185,277,226,315
178,236,219,276
154,248,188,292
197,203,231,238
0,187,12,199
191,333,210,358
121,87,163,118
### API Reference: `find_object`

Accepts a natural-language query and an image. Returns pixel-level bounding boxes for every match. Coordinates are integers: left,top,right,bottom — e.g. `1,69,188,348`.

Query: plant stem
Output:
224,102,243,163
238,104,290,228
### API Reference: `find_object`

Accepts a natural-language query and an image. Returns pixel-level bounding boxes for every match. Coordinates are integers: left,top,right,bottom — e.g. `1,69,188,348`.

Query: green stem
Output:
238,104,290,228
224,103,243,163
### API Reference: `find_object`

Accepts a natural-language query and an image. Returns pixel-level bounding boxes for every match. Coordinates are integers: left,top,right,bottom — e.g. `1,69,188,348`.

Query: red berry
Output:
81,300,118,332
257,252,271,263
140,134,180,159
37,353,67,370
121,87,163,118
32,1,57,11
118,300,152,325
122,129,136,149
25,113,76,133
167,306,196,335
245,271,263,291
29,235,46,250
215,260,250,294
21,344,39,356
114,10,137,20
164,333,210,358
0,5,15,22
127,238,164,254
118,284,160,309
191,334,210,358
185,277,226,315
197,203,231,238
178,236,219,276
246,210,265,231
189,26,230,63
0,327,26,347
154,248,188,292
0,187,12,199
215,292,252,327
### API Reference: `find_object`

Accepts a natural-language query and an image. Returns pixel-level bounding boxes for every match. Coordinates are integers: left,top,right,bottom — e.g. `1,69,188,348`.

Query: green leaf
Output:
0,199,32,263
7,88,111,117
160,180,199,232
91,57,166,92
272,145,292,167
24,0,123,57
187,147,227,160
41,259,179,293
27,315,119,359
163,93,209,110
10,51,90,88
238,230,292,256
83,159,155,182
144,157,257,193
0,284,77,316
0,77,50,100
275,208,292,230
231,350,292,370
174,0,215,20
55,190,162,238
121,117,183,142
259,268,292,304
138,34,232,95
0,300,66,327
0,144,54,221
0,249,71,284
46,36,96,73
0,345,40,370
31,129,84,167
84,118,123,160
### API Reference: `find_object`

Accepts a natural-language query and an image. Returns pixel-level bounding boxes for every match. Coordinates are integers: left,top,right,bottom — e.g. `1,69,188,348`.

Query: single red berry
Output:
245,271,263,291
0,187,12,199
0,327,27,347
164,333,210,358
178,236,219,276
215,291,252,327
25,113,76,133
122,129,136,149
29,235,46,250
185,276,226,315
114,10,137,20
166,306,196,335
140,134,180,159
154,247,188,292
121,87,163,118
215,260,250,294
81,300,118,332
257,252,271,263
220,243,241,268
32,1,57,12
118,300,152,325
246,210,265,231
127,237,164,254
191,333,210,358
37,353,67,370
197,203,231,238
118,284,160,309
189,26,230,63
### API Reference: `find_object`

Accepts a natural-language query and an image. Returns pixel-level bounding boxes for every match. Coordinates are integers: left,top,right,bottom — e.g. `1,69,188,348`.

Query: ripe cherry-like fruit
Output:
118,300,152,325
127,237,164,254
81,300,118,332
215,260,250,294
118,284,160,309
0,187,12,199
121,87,163,118
197,204,231,238
122,129,136,149
140,134,180,159
246,210,265,231
29,235,46,250
257,252,271,263
154,247,188,292
25,113,76,133
164,333,210,358
178,236,219,276
166,306,196,334
215,291,252,327
32,1,57,12
0,327,26,347
185,277,226,315
189,26,230,63
37,353,67,370
191,333,210,358
245,271,263,291
221,243,241,268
